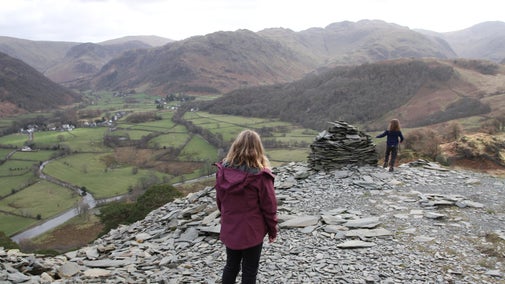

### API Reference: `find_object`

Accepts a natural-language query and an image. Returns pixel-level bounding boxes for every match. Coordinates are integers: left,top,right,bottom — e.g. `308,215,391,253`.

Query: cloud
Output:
0,0,503,42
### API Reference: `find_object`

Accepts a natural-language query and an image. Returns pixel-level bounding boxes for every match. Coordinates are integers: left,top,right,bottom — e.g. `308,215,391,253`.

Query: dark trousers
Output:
222,242,263,284
384,145,398,167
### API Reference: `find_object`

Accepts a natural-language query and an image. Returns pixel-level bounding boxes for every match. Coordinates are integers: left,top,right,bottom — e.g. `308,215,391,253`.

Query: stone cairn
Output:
308,121,378,170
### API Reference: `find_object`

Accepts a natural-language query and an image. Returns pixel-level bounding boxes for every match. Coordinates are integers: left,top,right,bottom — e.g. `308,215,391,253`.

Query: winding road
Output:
11,160,100,243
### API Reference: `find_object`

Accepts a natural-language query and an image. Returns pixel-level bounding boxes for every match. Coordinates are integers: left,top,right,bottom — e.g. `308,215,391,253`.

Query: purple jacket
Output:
214,162,278,250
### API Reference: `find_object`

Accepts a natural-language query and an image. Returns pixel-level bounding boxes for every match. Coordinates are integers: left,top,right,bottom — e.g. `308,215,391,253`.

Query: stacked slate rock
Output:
308,121,378,170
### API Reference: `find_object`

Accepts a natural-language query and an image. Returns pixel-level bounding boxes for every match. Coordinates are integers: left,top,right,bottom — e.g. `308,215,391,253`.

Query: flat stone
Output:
135,232,152,243
83,268,111,278
337,240,376,248
57,262,80,278
424,212,445,219
83,259,130,268
344,217,381,228
279,216,320,228
344,228,392,238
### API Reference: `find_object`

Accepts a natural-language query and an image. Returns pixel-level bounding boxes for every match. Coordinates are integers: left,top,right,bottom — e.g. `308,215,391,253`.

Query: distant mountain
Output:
0,36,78,73
45,41,153,84
99,35,173,47
199,58,503,131
418,21,505,63
0,52,80,117
0,36,172,85
86,21,458,95
86,29,316,94
259,20,456,66
1,20,505,99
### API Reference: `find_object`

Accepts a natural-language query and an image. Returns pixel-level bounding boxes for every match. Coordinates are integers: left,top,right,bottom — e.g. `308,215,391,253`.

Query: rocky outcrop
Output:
451,133,505,167
308,121,378,170
1,160,504,283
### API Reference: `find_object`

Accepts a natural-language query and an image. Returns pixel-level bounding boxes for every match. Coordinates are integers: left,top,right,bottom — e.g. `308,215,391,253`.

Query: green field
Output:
179,135,218,161
148,133,190,149
268,148,311,166
0,160,36,176
11,150,56,161
0,119,13,129
0,133,29,147
184,111,267,142
0,213,38,236
56,128,109,152
109,129,153,140
0,148,13,159
0,180,80,219
184,111,316,153
81,92,156,112
42,153,170,199
118,117,176,131
0,173,36,197
31,131,75,146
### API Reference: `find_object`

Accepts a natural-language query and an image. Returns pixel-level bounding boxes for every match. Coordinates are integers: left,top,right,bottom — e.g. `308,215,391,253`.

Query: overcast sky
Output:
1,0,503,43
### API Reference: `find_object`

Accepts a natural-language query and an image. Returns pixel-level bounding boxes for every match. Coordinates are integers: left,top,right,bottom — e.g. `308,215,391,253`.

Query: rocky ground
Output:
1,160,504,283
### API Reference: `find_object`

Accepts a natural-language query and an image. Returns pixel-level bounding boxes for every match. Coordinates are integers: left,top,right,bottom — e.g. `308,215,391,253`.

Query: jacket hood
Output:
214,162,274,193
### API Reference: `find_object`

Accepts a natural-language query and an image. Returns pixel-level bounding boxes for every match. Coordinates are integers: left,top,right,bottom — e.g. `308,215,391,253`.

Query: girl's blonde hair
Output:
388,119,401,131
224,129,270,169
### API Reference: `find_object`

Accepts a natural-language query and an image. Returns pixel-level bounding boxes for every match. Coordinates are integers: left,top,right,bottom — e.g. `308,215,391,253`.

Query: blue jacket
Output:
376,130,404,147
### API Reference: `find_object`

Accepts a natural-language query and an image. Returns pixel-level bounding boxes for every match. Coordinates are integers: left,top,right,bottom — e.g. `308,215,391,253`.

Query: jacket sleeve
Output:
399,131,404,143
214,163,222,212
216,189,221,212
258,172,278,239
376,130,387,138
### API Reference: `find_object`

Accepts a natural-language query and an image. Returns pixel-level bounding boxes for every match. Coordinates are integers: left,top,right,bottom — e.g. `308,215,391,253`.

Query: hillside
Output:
87,29,316,95
259,19,456,66
198,58,505,131
0,36,169,86
86,21,458,95
0,52,80,116
44,41,153,84
0,36,78,72
418,21,505,63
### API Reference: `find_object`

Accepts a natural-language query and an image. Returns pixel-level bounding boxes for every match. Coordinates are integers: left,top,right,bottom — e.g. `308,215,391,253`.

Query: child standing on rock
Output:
214,129,278,284
376,119,404,172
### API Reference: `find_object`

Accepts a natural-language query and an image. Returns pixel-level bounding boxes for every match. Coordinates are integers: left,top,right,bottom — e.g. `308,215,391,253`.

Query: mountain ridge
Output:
418,21,505,63
0,52,80,117
1,20,503,96
84,20,461,95
259,19,456,66
0,35,173,85
87,29,316,95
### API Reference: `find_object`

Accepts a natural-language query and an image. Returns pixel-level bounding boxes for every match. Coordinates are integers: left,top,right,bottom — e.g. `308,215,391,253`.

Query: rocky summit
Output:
1,160,505,283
